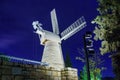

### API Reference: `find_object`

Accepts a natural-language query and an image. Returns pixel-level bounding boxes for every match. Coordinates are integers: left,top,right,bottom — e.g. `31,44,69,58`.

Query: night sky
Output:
0,0,114,77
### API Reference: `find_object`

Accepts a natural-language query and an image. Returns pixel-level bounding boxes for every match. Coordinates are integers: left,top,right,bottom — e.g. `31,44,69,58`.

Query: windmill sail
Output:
61,16,86,40
50,9,59,34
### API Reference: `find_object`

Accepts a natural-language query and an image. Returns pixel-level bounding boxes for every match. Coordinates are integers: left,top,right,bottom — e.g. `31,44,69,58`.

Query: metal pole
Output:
83,35,91,80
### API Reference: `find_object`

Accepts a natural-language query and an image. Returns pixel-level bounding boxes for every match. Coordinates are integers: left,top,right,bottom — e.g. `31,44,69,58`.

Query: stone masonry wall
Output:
0,58,78,80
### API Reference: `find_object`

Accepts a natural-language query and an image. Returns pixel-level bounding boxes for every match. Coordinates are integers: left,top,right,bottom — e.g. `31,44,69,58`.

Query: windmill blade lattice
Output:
61,16,86,40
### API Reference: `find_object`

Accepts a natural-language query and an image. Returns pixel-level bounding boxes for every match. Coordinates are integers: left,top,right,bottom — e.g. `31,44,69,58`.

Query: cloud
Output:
0,38,15,48
0,32,28,49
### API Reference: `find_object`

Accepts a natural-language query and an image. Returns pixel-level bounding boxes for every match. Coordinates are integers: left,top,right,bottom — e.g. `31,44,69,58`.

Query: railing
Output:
0,55,48,66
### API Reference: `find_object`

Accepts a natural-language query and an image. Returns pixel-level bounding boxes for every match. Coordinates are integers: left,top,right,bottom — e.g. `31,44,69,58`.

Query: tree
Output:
79,71,83,80
65,52,72,67
92,0,120,79
111,54,120,80
92,0,120,54
80,66,87,80
0,53,10,61
77,48,104,80
80,65,102,80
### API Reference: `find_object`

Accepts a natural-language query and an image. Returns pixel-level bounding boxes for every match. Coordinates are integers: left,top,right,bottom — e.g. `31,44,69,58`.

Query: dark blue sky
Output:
0,0,114,77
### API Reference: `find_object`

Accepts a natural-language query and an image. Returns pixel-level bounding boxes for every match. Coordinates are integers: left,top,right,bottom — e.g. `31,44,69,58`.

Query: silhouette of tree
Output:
92,0,120,79
77,48,104,80
92,0,120,54
80,65,102,80
65,52,72,67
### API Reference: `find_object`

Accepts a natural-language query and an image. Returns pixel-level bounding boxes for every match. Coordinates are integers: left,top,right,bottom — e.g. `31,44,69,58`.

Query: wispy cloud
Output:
0,38,14,48
0,31,28,49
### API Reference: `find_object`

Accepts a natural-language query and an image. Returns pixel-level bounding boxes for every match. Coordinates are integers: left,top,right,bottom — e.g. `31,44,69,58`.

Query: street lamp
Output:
84,31,95,80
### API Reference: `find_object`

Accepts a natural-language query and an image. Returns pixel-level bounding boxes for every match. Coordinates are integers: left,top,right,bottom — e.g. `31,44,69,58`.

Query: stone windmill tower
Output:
32,9,86,69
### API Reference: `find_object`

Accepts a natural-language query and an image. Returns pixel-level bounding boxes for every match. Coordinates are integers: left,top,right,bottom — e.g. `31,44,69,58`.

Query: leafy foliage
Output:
92,0,120,54
80,65,101,80
112,54,120,80
77,48,105,80
92,0,120,79
80,66,87,80
65,52,72,67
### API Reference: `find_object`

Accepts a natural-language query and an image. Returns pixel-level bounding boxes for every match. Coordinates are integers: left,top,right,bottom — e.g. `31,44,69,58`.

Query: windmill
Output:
32,9,86,69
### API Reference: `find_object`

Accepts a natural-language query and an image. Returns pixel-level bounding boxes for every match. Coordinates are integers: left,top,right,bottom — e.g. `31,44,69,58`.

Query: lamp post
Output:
83,31,94,80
